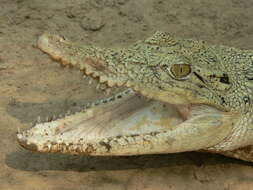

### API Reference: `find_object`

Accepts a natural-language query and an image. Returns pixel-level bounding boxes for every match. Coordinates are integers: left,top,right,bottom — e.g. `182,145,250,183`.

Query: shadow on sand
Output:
6,149,251,172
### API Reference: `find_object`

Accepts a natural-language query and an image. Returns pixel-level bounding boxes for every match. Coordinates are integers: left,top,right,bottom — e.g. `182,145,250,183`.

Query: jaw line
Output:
17,89,186,155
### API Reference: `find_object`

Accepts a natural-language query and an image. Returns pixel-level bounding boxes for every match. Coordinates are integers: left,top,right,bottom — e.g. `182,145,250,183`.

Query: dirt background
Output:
0,0,253,189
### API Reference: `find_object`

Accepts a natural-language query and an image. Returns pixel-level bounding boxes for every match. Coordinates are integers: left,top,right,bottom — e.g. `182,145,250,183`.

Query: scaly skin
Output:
17,31,253,162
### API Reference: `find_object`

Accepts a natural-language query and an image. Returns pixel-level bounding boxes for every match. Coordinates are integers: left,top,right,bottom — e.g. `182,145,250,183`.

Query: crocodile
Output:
17,31,253,162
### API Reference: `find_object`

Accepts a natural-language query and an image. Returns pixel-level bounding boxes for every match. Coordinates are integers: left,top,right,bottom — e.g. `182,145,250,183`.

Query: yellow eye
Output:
169,64,191,79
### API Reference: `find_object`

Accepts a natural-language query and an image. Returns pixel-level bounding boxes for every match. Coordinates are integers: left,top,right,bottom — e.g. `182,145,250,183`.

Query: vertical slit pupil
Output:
170,64,191,79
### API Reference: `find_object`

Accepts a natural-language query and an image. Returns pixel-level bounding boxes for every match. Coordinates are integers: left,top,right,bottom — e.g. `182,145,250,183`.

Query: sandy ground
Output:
0,0,253,189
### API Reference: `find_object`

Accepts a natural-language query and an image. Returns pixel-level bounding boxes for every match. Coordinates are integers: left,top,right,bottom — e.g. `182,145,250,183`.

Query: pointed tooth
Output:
92,72,98,77
106,88,111,95
85,67,93,75
37,116,41,123
48,144,52,151
17,126,21,133
89,79,93,85
101,84,107,90
99,76,107,83
107,80,114,87
133,86,139,91
116,80,124,86
96,84,100,90
80,64,85,70
126,81,132,87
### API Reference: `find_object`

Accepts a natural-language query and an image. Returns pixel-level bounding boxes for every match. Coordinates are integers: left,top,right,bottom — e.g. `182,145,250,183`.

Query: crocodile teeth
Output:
99,76,107,83
106,88,111,95
133,85,139,91
116,80,125,87
37,116,41,123
125,81,132,88
107,80,115,87
84,68,93,75
92,72,98,77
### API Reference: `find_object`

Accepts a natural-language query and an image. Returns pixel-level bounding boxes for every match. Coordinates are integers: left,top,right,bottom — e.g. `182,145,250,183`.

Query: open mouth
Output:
17,87,186,155
17,34,236,156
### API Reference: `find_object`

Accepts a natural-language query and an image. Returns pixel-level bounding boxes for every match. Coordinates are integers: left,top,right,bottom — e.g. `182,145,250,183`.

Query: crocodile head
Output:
17,31,247,156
